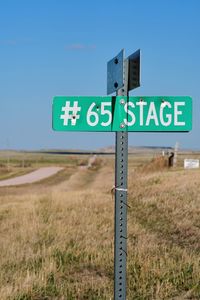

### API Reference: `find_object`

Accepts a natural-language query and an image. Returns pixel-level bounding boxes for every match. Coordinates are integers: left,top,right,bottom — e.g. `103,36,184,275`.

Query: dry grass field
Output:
0,151,200,299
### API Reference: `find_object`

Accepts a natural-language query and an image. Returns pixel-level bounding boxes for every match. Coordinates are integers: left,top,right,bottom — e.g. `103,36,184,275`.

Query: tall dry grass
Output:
0,155,200,299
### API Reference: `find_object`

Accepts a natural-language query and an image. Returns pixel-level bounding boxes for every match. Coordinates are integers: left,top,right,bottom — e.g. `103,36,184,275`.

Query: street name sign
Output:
52,96,192,132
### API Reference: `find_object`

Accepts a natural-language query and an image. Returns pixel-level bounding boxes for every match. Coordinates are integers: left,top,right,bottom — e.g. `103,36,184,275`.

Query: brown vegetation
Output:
137,156,168,173
0,153,200,299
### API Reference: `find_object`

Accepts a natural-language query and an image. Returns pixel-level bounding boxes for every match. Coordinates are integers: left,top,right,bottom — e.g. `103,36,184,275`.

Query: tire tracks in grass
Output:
53,166,101,193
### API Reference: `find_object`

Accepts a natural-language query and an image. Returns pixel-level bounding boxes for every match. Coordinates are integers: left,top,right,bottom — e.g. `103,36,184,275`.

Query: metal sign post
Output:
107,50,140,300
53,48,192,300
114,63,129,300
114,126,128,299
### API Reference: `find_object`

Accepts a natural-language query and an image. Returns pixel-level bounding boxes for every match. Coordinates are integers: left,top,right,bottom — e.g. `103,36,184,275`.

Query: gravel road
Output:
0,167,63,187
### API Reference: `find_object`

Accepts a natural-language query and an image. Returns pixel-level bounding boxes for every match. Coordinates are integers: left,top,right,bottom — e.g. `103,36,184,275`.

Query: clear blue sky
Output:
0,0,199,150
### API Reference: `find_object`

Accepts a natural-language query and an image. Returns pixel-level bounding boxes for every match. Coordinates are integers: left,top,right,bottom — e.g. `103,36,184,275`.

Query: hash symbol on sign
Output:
60,101,81,126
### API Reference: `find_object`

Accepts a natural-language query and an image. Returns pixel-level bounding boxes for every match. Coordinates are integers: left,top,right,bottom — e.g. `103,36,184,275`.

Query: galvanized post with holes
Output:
114,61,129,300
107,49,140,299
114,130,128,299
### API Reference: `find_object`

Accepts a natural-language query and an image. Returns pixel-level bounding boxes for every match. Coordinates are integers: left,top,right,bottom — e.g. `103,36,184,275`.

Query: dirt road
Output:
0,167,63,187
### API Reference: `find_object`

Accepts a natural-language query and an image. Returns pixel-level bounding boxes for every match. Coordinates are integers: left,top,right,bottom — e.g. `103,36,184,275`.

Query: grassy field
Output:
0,151,200,299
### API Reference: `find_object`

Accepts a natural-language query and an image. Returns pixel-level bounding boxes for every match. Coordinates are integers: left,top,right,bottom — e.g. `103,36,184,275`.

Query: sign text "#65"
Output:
52,96,192,132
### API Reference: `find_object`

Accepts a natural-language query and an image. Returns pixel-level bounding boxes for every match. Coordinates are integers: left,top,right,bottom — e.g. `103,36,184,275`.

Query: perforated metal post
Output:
114,60,129,300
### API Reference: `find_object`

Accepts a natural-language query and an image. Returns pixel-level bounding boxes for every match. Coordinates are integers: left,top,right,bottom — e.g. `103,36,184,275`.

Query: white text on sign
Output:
60,100,186,127
124,100,185,127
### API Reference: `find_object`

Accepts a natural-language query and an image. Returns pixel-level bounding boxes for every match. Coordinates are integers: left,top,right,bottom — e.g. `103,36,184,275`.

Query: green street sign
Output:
52,96,192,132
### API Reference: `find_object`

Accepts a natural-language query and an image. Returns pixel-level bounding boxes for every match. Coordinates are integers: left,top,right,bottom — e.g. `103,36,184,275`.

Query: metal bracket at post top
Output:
114,58,129,300
107,50,125,95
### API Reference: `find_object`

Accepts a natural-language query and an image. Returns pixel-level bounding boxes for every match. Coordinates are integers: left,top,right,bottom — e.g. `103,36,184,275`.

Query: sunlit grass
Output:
0,153,200,299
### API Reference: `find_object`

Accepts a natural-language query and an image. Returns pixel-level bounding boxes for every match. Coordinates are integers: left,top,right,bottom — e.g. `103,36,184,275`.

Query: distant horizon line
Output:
0,146,199,153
